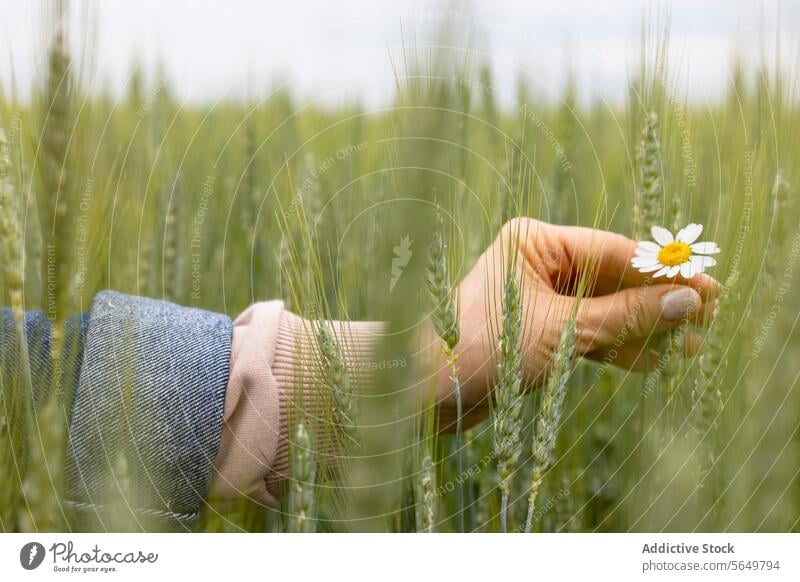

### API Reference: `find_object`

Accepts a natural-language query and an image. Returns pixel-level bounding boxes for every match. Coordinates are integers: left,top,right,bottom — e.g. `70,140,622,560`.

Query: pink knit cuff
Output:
209,302,383,506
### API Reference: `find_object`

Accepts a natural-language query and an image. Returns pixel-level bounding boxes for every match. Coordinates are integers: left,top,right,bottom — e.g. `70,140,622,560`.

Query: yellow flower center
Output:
658,241,692,266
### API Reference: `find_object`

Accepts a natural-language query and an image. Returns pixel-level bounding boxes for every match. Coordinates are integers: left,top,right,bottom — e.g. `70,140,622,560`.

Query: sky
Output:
0,0,797,108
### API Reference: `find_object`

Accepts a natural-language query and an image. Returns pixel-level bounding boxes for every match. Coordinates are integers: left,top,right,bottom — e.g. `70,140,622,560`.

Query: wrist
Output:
268,310,383,497
210,302,383,505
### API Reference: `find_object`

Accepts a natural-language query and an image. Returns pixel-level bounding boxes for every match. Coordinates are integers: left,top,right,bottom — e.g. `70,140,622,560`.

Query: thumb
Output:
576,284,703,353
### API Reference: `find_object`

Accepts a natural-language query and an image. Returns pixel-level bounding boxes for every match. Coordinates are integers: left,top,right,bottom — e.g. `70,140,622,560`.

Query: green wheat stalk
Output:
0,125,32,532
690,284,729,476
492,268,523,533
38,9,74,367
425,219,463,531
525,318,577,533
0,128,25,323
19,395,68,531
288,417,317,533
316,322,358,450
635,111,663,239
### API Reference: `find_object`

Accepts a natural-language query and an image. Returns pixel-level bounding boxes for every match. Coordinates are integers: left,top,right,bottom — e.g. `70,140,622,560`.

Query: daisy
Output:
631,223,720,279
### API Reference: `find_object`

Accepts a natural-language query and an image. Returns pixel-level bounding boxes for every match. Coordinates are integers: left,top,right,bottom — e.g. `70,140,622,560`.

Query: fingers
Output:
539,223,721,300
650,272,720,303
438,402,490,432
585,330,704,372
684,330,703,356
584,341,659,371
497,219,720,303
549,225,643,289
575,283,713,353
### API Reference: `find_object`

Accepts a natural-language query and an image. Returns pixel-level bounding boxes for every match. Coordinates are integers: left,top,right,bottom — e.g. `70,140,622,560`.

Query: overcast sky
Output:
0,0,797,107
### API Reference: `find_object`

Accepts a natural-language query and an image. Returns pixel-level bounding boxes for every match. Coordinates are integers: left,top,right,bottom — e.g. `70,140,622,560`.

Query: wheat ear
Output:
0,126,32,531
635,111,663,239
0,128,24,322
39,16,73,367
525,318,577,533
690,292,727,475
425,223,464,530
316,322,357,450
288,418,317,533
492,269,523,533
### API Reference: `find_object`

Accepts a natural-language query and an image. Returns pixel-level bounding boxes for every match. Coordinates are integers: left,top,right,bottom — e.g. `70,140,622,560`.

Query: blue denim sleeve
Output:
1,307,89,412
64,291,233,531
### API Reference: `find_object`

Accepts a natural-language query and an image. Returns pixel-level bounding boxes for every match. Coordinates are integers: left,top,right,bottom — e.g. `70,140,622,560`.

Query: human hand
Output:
429,218,720,429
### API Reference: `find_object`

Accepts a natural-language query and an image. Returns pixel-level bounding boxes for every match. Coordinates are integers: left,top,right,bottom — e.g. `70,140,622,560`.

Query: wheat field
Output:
0,2,799,533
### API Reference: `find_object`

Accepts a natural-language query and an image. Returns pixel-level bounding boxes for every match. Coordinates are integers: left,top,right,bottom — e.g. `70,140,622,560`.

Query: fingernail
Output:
660,287,701,321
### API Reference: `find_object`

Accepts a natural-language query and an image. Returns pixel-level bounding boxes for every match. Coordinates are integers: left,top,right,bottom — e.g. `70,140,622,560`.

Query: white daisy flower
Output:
631,223,720,279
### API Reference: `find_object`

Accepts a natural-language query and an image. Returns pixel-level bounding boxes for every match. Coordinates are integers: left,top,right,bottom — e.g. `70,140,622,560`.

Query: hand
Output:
430,218,720,430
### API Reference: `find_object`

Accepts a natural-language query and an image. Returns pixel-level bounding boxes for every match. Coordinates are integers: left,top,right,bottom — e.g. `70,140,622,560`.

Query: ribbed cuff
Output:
209,302,383,506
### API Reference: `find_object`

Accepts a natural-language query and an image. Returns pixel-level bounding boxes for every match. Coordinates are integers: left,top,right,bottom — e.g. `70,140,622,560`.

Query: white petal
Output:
680,261,695,279
690,255,717,270
653,266,670,278
676,223,703,244
651,226,674,246
639,263,665,273
690,241,720,255
667,265,681,278
632,257,659,267
635,241,661,256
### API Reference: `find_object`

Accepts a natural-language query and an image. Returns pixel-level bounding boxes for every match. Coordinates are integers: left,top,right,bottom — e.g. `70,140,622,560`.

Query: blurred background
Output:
1,0,797,107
